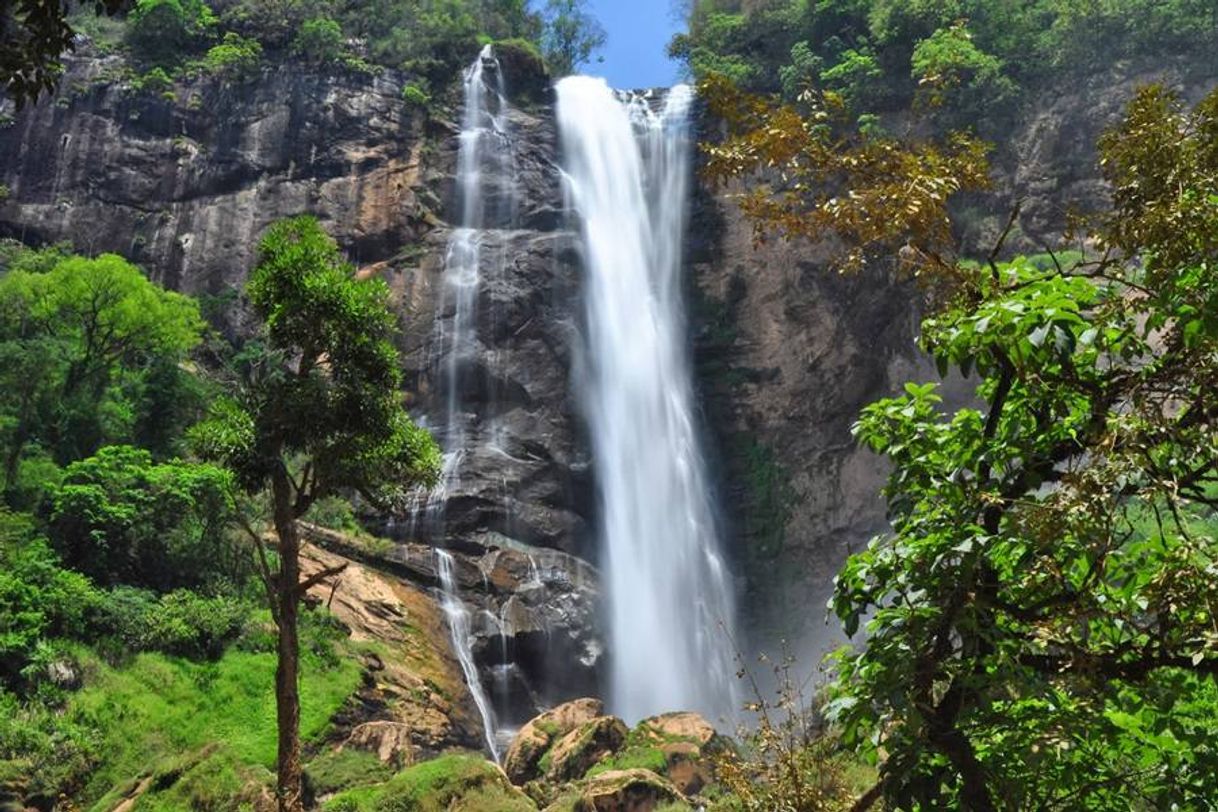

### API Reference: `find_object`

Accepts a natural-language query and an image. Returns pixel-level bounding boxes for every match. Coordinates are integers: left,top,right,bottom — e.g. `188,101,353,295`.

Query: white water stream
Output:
557,77,740,724
434,549,501,762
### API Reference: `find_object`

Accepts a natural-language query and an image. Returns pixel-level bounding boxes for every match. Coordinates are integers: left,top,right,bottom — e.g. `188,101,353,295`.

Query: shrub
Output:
0,512,103,684
49,445,247,593
293,17,345,64
126,0,217,69
199,32,263,81
95,587,250,659
401,83,430,107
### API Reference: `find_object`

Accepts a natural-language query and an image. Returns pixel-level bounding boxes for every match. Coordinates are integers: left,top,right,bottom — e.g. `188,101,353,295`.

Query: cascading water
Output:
423,44,516,762
434,550,501,762
418,43,517,521
556,77,741,724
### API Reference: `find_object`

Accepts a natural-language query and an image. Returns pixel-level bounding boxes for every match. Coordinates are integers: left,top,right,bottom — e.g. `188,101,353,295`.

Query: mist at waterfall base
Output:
556,76,741,726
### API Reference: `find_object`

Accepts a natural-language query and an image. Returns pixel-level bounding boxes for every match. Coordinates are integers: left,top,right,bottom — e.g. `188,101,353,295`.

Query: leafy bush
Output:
401,83,431,107
198,31,263,81
96,587,250,659
0,513,102,683
50,445,246,592
293,17,345,64
126,0,218,68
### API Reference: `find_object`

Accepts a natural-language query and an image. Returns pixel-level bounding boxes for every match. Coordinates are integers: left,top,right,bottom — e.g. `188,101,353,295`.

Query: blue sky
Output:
580,0,684,89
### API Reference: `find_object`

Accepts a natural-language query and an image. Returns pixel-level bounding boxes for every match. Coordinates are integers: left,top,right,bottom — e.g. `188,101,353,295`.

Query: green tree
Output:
125,0,218,69
824,86,1218,810
540,0,605,76
1,0,129,106
191,216,439,812
291,16,344,64
0,252,205,493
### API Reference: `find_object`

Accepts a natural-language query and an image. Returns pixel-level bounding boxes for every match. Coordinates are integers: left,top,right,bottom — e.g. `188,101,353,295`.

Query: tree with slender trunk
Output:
192,216,440,811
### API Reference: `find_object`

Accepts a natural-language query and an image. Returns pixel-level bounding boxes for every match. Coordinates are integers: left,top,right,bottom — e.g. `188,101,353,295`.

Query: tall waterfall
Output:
427,43,514,760
556,77,740,724
433,43,516,506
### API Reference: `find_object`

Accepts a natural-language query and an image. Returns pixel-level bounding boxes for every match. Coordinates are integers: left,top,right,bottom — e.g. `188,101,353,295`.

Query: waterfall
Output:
556,77,741,724
435,549,501,762
423,43,515,762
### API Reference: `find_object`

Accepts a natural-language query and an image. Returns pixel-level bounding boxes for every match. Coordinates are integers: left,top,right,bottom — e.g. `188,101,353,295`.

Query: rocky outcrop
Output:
298,543,484,757
547,769,686,812
504,698,605,784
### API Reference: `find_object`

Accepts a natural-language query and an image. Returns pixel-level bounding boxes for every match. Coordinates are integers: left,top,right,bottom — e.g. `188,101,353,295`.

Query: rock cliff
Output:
2,43,1213,692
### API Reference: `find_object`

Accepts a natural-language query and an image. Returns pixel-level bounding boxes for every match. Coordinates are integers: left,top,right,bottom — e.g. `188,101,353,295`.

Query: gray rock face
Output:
0,47,599,730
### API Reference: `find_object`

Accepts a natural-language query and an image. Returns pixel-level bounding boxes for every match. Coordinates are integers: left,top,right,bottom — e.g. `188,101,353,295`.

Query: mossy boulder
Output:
505,698,605,784
325,754,536,812
632,712,724,796
544,716,629,783
491,38,551,104
545,769,687,812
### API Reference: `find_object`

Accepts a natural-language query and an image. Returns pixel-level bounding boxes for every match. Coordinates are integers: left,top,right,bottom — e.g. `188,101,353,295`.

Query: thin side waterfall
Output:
424,44,514,761
556,77,741,724
434,550,501,762
415,43,516,523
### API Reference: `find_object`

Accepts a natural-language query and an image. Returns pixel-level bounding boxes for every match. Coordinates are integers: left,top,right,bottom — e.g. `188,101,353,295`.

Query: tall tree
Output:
191,216,440,812
703,74,1218,809
540,0,605,77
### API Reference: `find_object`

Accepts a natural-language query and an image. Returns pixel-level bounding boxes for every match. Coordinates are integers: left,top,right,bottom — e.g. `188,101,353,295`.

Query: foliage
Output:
192,216,440,508
401,82,431,107
676,0,1218,130
818,86,1218,809
0,511,101,683
293,16,345,64
49,444,245,591
323,754,535,812
539,0,605,77
197,30,263,80
0,251,205,497
699,73,990,272
713,648,867,812
126,0,218,69
1,0,129,106
909,22,1015,123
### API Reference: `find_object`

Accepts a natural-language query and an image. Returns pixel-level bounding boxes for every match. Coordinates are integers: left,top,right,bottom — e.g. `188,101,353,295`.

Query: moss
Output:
306,749,394,796
323,755,535,812
584,745,667,778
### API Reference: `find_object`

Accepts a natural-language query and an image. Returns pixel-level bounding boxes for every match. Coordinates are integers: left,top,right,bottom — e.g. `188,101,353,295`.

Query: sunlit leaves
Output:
698,72,991,274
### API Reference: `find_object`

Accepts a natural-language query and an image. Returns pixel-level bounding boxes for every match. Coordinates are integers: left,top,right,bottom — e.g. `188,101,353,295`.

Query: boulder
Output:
343,721,416,767
504,697,604,784
544,716,629,783
560,769,686,812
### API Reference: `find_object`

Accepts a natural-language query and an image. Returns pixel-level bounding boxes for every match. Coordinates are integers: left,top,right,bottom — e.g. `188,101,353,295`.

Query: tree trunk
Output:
272,469,304,812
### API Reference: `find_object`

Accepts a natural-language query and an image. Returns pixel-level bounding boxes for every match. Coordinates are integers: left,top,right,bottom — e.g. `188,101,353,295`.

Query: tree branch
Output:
296,562,349,597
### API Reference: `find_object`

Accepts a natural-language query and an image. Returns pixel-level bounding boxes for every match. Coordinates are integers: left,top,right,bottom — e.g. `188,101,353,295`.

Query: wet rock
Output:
505,698,605,784
298,544,484,755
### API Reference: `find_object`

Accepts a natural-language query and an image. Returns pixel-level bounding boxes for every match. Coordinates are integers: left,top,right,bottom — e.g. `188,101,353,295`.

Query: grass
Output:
61,615,361,810
307,748,394,796
323,754,535,812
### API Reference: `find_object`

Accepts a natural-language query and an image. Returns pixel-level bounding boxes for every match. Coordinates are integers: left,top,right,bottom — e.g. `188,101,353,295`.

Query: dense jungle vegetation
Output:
3,0,1218,810
4,0,604,105
674,0,1218,131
